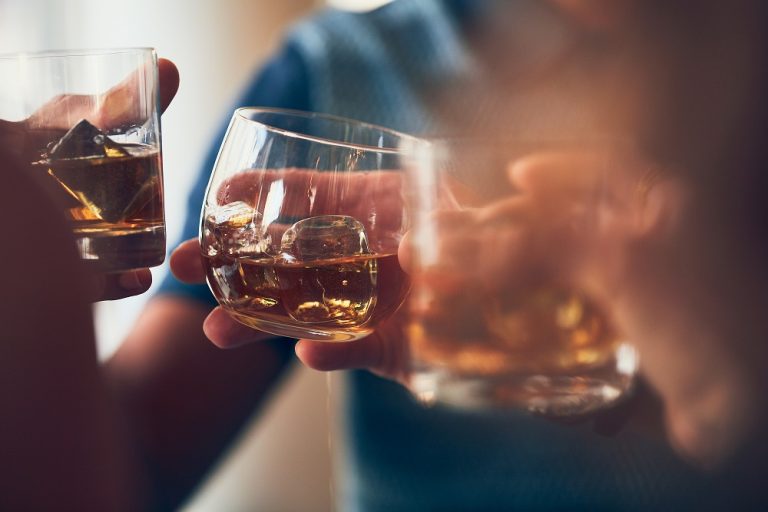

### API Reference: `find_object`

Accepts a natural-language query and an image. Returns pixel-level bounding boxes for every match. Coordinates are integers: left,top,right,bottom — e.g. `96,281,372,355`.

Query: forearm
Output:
0,161,138,510
105,296,294,510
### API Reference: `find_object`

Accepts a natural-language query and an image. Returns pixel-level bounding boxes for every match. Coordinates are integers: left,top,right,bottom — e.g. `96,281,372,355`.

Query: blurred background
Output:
0,0,391,509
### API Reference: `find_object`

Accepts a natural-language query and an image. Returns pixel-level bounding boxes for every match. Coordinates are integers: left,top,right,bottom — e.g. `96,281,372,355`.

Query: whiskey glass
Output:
0,48,165,272
201,108,414,342
402,138,640,416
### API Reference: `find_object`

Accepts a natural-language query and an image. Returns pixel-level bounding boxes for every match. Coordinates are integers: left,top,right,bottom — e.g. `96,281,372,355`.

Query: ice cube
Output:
48,119,129,160
44,134,157,223
205,201,268,256
279,215,371,262
212,200,257,226
277,215,377,326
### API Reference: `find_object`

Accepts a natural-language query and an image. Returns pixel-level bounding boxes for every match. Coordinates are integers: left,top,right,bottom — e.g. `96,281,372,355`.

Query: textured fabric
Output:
343,371,707,512
286,0,473,133
158,1,710,510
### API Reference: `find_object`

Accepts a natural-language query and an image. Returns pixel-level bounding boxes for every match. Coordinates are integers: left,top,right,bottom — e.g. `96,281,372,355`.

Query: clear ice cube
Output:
42,119,158,223
277,215,377,326
205,201,267,256
279,215,371,262
48,119,129,159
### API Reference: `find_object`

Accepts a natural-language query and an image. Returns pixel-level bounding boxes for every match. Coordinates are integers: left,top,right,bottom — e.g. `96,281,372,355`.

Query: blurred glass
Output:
403,137,639,416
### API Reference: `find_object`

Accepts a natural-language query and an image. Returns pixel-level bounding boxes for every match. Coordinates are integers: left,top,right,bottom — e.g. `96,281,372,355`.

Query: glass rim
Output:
0,47,156,60
234,106,422,155
425,134,636,149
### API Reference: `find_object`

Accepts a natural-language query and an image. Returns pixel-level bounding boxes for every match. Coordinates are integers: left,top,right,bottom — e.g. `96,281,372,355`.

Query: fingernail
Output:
138,270,152,289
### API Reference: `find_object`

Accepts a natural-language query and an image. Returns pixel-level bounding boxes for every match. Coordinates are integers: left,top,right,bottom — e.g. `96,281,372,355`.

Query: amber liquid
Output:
204,251,409,341
41,144,165,271
407,283,634,414
409,286,621,375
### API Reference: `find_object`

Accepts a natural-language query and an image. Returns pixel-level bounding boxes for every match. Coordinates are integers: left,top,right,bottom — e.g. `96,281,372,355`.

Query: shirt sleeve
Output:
157,42,310,305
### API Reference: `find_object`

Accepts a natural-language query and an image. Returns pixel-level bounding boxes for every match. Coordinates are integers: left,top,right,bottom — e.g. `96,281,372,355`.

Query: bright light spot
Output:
616,343,639,375
327,0,393,12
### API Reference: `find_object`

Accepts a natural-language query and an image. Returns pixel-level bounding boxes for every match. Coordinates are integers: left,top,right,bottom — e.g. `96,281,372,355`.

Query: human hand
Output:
170,166,409,361
487,150,763,469
171,235,412,381
1,58,180,301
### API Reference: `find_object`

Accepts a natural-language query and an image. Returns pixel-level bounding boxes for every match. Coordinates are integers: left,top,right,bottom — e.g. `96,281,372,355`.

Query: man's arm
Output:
106,297,293,510
0,154,138,510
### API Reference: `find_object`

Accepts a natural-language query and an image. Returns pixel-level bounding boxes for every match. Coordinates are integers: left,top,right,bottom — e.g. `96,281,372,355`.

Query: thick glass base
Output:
225,311,374,342
75,223,165,272
409,344,638,416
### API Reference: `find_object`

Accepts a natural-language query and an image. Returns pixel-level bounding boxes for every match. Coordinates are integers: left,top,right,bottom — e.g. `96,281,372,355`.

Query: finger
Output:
397,231,413,273
215,168,403,217
508,151,606,197
91,269,152,301
295,337,383,372
433,208,479,229
215,170,269,205
295,317,408,380
158,58,179,114
213,169,405,252
26,58,179,131
96,59,162,129
475,195,536,224
170,239,206,283
26,94,96,130
442,174,485,207
203,307,274,348
633,175,687,239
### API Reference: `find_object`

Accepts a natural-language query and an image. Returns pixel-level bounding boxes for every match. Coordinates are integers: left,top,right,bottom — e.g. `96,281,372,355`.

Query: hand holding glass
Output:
0,48,165,272
201,108,413,342
404,139,641,415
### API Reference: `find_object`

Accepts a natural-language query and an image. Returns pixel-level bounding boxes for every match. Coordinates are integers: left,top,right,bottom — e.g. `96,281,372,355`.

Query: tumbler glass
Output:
403,138,639,416
201,108,415,342
0,47,165,271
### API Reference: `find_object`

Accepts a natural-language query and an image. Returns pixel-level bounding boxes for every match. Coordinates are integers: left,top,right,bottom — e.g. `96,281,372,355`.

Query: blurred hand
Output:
499,151,762,469
1,58,180,302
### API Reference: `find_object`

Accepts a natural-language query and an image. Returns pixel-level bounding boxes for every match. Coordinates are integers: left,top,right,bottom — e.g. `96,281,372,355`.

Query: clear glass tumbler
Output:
201,108,415,342
403,138,640,416
0,48,165,272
